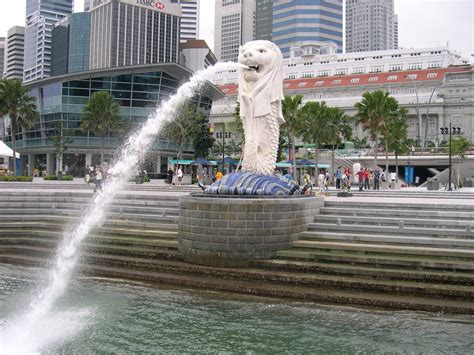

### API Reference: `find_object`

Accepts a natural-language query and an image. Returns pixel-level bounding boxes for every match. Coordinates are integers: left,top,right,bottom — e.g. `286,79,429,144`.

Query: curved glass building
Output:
9,63,223,176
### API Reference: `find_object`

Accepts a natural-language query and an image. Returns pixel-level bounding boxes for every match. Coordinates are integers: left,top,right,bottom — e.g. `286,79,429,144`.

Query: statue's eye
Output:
258,49,266,53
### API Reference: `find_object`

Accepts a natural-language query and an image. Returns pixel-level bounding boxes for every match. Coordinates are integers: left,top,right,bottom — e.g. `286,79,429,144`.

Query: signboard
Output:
92,0,180,15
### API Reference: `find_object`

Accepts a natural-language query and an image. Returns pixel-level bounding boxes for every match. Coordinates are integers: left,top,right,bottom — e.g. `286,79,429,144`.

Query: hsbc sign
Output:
136,0,165,9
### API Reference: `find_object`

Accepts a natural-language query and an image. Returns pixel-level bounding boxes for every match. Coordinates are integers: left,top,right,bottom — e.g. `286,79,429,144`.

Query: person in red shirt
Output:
357,169,365,191
363,168,370,190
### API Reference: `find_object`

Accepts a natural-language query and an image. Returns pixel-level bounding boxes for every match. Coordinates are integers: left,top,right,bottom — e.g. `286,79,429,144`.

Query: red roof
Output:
217,66,471,96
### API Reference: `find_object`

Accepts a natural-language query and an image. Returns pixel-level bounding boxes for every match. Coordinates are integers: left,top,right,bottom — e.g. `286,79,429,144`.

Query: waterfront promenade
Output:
1,179,473,314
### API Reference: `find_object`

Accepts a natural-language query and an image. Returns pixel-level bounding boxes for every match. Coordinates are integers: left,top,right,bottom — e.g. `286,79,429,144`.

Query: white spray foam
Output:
0,62,243,354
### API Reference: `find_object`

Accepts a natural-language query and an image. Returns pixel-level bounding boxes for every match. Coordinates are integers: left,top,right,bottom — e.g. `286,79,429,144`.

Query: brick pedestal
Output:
178,194,323,267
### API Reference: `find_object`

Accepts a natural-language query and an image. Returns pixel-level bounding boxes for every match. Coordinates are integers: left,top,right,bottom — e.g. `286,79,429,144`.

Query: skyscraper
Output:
271,0,343,57
89,0,181,70
214,0,255,62
3,26,25,80
0,38,5,79
84,0,92,11
255,0,273,41
24,0,74,82
171,0,200,43
346,0,398,53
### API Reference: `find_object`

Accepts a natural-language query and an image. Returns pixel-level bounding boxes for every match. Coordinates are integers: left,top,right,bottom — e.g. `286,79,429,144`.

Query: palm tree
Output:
0,79,38,176
355,90,399,170
386,108,410,182
326,107,352,183
282,95,303,179
81,91,121,164
300,101,331,177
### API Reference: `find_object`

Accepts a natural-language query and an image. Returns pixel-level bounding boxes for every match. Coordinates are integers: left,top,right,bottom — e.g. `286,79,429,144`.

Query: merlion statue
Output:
238,40,285,175
203,41,296,195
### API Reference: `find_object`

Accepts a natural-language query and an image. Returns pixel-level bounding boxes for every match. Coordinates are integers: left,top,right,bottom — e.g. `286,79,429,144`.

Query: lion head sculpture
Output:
237,40,284,122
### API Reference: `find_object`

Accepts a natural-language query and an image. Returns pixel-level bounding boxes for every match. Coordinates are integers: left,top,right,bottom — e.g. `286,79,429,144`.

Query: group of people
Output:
85,163,110,191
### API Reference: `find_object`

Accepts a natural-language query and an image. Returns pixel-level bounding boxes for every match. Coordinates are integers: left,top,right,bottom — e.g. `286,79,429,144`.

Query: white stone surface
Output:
237,40,284,175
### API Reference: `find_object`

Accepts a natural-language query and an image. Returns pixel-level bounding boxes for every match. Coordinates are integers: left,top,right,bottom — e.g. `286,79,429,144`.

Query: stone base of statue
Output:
178,194,323,267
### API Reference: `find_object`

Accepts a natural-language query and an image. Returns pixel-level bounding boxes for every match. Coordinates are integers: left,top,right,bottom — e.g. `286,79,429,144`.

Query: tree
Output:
81,91,121,164
282,95,304,178
191,111,214,158
386,108,411,182
300,101,331,177
326,107,352,182
0,79,38,175
355,90,400,171
50,121,73,175
352,137,369,149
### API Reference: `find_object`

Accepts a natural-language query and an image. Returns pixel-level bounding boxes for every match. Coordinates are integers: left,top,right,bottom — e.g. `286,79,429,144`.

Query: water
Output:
1,264,473,354
0,62,244,352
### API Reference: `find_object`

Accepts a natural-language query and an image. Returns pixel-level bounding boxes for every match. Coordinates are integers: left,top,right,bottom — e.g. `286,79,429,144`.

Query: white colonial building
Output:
209,44,473,147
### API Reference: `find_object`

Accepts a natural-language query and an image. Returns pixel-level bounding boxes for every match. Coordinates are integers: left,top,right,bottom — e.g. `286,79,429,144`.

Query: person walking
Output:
373,168,381,190
335,167,342,190
177,166,183,186
363,168,370,190
357,169,365,191
167,169,174,188
94,168,103,192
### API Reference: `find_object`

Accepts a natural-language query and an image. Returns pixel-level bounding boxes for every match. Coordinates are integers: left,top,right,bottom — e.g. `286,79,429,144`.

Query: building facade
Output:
24,0,74,82
171,0,200,43
89,0,181,70
180,40,217,73
3,27,25,80
209,46,473,146
2,63,222,176
271,0,343,57
84,0,93,11
0,38,5,79
51,19,69,77
346,0,398,53
255,0,273,41
68,12,92,73
214,0,255,62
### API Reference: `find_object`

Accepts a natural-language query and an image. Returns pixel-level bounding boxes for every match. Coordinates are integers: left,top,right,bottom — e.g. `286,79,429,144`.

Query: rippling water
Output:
1,264,473,354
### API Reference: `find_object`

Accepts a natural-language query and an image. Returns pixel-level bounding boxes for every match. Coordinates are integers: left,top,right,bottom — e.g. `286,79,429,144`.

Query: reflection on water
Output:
1,264,473,354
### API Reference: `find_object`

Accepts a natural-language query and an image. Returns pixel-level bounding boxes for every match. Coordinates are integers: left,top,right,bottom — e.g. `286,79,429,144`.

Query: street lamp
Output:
405,75,422,148
440,125,462,191
221,123,225,174
423,79,444,148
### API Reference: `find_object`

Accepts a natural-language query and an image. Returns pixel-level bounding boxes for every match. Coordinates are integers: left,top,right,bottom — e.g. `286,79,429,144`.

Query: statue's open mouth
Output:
247,65,259,72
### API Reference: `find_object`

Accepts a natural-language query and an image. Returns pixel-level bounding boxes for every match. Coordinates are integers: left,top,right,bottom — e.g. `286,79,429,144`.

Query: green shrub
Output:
143,175,150,183
43,175,58,180
0,176,33,182
43,175,74,181
61,175,74,181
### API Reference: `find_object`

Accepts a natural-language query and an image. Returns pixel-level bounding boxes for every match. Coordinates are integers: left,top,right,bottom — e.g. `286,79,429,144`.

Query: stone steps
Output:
314,214,473,230
2,253,473,314
320,207,474,220
325,200,474,211
276,249,474,271
300,231,474,248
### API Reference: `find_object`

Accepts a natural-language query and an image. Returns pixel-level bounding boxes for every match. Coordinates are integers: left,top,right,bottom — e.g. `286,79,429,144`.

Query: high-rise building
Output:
180,39,217,72
3,26,25,80
0,38,5,79
24,0,74,82
346,0,398,53
50,12,92,76
255,0,273,41
271,0,343,57
171,0,200,43
89,0,181,70
214,0,255,62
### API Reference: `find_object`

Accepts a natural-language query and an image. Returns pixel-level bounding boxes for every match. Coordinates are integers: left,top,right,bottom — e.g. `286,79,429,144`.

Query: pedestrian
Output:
167,169,174,187
415,176,420,186
363,168,370,190
177,166,183,186
357,169,365,191
94,168,103,192
390,171,397,183
317,171,326,193
373,168,381,190
335,166,342,190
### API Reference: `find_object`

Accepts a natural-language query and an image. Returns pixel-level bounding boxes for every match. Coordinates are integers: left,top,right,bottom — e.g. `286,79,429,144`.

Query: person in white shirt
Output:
177,166,183,186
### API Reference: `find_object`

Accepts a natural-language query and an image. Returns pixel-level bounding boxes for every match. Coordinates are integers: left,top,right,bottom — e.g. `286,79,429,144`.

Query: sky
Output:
0,0,472,61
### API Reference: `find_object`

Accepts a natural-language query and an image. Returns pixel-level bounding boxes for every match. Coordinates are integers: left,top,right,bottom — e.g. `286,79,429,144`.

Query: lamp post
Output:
423,79,444,148
440,125,462,191
221,123,225,174
405,75,422,148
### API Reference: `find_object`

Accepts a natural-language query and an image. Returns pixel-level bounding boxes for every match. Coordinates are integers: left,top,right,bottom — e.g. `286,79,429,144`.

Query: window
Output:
405,74,417,80
427,72,438,78
408,63,422,70
353,67,365,74
388,75,398,81
335,68,348,75
314,81,324,86
286,73,297,80
428,61,442,68
332,79,341,85
368,77,378,82
389,64,403,72
298,82,307,88
318,70,330,77
350,78,360,83
370,66,383,73
302,72,314,78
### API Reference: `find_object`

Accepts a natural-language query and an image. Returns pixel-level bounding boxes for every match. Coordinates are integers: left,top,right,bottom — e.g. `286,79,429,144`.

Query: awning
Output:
0,141,20,159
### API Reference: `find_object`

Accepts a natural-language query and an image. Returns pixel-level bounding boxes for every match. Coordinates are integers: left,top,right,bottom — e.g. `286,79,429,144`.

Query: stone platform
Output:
178,194,323,266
